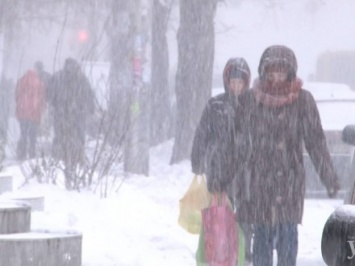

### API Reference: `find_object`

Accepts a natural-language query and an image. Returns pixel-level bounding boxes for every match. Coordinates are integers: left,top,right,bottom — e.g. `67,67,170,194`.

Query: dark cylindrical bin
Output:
322,205,355,266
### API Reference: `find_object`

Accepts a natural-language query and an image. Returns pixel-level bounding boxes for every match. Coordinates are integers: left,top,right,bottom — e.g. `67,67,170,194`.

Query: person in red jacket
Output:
15,67,45,160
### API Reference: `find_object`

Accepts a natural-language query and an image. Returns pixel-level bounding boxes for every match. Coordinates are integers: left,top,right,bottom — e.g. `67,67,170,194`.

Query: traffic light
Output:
77,29,89,43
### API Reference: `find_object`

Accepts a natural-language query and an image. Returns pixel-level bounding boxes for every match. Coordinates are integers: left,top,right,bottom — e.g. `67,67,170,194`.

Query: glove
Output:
191,165,204,176
327,179,340,198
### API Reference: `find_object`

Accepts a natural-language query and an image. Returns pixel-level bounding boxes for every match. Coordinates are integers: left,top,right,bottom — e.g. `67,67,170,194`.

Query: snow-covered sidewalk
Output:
1,140,343,265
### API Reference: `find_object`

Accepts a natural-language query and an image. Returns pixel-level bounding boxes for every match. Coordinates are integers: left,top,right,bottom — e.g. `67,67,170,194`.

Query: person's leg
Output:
17,120,29,160
276,223,298,266
52,119,65,160
253,224,273,266
28,121,39,158
240,222,253,262
64,120,86,190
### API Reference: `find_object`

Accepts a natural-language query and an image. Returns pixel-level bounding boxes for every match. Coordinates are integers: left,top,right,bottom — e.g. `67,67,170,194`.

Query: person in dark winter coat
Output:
191,57,250,192
34,61,53,137
47,58,95,188
234,45,340,266
34,61,52,92
15,68,46,159
191,57,253,263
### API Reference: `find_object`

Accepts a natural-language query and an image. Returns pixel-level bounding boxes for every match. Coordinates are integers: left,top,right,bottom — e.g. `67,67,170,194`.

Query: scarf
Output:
252,78,303,107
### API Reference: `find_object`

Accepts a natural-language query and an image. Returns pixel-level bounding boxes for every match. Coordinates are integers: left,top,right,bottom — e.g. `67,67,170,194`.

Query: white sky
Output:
167,0,355,87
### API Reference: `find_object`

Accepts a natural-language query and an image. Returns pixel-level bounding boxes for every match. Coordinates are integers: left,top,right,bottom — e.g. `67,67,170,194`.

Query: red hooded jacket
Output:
16,70,45,123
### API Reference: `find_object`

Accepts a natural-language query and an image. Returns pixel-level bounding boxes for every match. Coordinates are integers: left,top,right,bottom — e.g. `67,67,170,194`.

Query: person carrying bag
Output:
191,58,251,266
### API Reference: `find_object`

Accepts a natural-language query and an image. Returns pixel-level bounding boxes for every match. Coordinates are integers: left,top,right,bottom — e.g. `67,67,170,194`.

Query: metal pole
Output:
124,0,151,175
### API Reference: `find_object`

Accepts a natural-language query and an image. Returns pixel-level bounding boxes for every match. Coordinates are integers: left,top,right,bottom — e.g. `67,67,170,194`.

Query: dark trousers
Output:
240,222,253,261
253,223,298,266
17,120,39,160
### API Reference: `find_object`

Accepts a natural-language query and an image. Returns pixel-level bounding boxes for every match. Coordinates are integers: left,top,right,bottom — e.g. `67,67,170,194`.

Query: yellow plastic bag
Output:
178,175,211,234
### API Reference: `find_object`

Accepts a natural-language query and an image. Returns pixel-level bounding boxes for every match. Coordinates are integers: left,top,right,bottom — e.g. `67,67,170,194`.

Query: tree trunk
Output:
107,0,133,147
170,0,217,164
0,1,14,169
108,0,151,175
150,0,171,146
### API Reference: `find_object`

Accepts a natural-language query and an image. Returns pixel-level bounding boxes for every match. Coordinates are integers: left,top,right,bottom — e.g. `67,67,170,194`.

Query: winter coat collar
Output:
252,78,303,107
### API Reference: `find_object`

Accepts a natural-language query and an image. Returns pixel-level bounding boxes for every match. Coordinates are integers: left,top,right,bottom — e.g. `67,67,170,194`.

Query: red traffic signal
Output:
77,30,89,43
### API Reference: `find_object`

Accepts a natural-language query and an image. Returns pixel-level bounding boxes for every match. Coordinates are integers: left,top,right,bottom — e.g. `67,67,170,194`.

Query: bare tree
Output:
0,0,24,170
150,0,173,146
106,0,133,148
170,0,218,164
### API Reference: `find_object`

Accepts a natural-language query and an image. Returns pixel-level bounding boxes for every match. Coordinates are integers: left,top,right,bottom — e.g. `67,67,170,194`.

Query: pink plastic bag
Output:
202,193,238,266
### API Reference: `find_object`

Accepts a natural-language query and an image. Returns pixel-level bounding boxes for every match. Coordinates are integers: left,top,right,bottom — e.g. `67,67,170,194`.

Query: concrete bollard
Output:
8,195,45,212
0,230,82,266
0,201,31,234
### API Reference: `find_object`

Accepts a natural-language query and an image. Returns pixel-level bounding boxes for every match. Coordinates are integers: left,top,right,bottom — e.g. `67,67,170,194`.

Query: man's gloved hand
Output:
327,179,340,198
